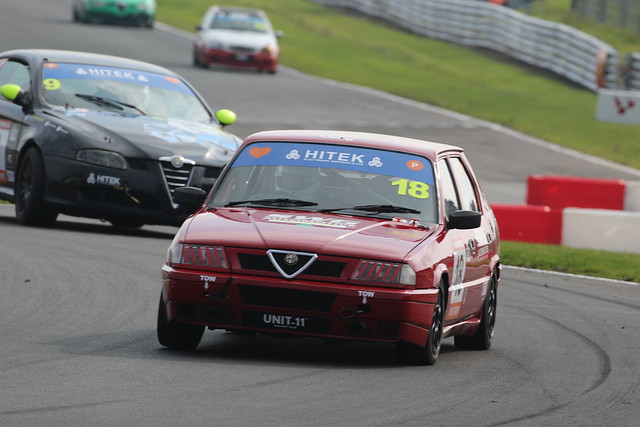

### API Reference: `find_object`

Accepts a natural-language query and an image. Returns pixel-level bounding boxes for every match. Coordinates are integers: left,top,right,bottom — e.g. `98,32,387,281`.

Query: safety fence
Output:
310,0,619,91
572,0,640,35
622,53,640,90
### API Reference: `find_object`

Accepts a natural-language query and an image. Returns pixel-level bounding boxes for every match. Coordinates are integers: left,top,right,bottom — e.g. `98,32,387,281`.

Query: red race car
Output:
193,6,282,74
158,130,501,365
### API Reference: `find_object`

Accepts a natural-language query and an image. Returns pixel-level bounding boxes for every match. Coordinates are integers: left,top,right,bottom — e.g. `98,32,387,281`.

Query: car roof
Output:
207,5,267,17
242,130,463,161
0,49,178,76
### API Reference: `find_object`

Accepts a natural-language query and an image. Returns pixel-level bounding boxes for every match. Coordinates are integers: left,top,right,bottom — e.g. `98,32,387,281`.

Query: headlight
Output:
76,149,128,170
168,243,229,270
260,45,276,55
350,260,416,287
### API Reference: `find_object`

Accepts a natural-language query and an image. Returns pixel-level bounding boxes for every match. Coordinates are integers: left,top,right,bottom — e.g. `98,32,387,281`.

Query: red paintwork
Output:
197,45,277,72
161,130,501,348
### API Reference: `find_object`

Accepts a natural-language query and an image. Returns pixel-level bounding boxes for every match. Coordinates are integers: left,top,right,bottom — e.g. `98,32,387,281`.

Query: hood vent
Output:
267,250,318,279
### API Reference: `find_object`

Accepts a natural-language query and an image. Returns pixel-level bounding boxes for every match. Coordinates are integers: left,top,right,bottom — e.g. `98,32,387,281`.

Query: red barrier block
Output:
526,175,625,210
491,204,562,244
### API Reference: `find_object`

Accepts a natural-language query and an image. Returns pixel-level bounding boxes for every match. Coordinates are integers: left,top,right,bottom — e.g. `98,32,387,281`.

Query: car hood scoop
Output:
184,208,434,262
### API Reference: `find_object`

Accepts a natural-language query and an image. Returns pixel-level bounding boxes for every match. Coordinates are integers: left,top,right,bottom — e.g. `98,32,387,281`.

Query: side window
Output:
438,159,459,219
449,157,479,212
0,59,31,91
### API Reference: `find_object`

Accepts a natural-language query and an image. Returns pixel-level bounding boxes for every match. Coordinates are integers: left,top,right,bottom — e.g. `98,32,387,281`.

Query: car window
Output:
438,158,460,219
448,156,479,212
211,10,270,33
211,142,439,223
40,62,212,122
0,59,31,91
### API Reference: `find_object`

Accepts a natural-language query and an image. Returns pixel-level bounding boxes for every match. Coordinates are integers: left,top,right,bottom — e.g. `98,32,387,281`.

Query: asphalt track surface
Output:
0,1,639,425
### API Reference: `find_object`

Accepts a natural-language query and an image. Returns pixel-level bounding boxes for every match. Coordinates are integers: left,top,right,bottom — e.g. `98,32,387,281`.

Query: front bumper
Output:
43,155,218,226
162,266,439,346
202,48,278,72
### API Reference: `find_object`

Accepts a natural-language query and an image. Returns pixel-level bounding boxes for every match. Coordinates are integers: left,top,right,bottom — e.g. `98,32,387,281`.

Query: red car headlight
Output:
350,260,416,287
168,243,228,270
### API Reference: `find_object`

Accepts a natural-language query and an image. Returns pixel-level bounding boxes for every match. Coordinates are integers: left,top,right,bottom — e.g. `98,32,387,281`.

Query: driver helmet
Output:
274,166,320,200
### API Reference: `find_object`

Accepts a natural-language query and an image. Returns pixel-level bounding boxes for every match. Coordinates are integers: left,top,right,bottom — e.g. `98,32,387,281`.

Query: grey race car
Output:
0,49,241,227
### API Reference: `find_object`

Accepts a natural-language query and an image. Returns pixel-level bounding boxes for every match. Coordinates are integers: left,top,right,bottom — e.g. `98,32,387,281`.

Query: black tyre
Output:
454,274,497,350
397,286,444,366
15,148,58,226
157,295,204,350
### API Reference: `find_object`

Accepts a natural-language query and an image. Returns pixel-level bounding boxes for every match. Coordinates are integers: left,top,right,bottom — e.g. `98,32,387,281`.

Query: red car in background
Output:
193,6,283,74
157,130,501,365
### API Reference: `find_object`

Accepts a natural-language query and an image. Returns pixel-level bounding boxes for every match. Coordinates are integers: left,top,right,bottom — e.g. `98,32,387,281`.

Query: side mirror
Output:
174,186,207,208
215,109,237,126
0,83,31,108
448,210,481,230
275,30,284,38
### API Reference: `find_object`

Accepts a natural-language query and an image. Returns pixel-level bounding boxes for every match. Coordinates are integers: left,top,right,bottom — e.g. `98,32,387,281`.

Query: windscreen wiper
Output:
320,204,421,214
225,198,318,207
75,93,146,115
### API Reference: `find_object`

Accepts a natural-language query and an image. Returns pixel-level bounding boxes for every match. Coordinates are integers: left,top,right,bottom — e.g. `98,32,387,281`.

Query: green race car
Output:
72,0,156,28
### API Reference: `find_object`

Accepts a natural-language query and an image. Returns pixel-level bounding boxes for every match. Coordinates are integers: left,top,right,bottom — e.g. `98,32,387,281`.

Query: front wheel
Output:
15,148,58,226
454,275,497,350
397,286,444,366
157,294,204,350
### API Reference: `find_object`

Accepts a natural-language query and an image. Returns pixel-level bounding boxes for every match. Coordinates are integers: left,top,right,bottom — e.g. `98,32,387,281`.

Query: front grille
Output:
237,253,345,278
160,161,193,202
230,46,255,53
238,285,336,312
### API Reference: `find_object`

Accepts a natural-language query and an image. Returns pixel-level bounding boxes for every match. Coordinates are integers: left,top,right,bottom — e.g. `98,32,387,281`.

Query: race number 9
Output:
43,78,61,91
391,178,430,199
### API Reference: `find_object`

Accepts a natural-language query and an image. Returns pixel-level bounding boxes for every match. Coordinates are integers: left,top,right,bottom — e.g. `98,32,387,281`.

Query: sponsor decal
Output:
233,142,435,186
44,121,69,134
86,172,121,186
446,248,468,320
263,213,359,229
42,63,192,94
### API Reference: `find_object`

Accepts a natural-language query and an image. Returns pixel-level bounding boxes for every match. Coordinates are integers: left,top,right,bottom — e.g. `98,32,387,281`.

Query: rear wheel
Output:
454,274,497,350
397,286,444,366
15,148,58,226
157,294,204,350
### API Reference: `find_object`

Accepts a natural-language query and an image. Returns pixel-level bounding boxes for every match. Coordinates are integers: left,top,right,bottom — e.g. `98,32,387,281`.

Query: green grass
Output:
156,0,640,283
501,241,640,283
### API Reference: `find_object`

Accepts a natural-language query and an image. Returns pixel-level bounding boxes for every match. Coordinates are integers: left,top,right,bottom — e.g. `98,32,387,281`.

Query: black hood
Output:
54,108,240,165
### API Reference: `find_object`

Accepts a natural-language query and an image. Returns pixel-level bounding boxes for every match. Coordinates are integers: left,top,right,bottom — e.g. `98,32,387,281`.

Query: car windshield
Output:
210,141,439,223
211,11,269,33
41,62,212,122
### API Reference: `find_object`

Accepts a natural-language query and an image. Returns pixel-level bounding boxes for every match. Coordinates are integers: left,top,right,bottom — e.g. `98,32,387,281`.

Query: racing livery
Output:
158,130,501,365
0,49,241,227
193,6,283,74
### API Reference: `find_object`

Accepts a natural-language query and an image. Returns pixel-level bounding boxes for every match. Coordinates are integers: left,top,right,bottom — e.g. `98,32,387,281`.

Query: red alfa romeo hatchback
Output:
157,130,501,365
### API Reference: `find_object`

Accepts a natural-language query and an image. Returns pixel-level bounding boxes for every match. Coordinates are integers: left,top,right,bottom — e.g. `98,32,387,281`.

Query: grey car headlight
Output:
76,149,128,170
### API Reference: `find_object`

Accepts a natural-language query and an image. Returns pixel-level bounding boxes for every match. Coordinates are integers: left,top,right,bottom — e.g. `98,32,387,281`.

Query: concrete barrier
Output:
526,175,626,210
562,208,640,253
491,204,562,244
626,181,640,211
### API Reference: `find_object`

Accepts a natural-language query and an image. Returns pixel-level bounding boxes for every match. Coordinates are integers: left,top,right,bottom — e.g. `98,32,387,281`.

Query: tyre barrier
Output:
526,175,626,210
491,176,640,254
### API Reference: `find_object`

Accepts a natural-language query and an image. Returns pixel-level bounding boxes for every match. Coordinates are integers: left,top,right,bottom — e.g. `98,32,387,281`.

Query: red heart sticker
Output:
249,146,271,158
